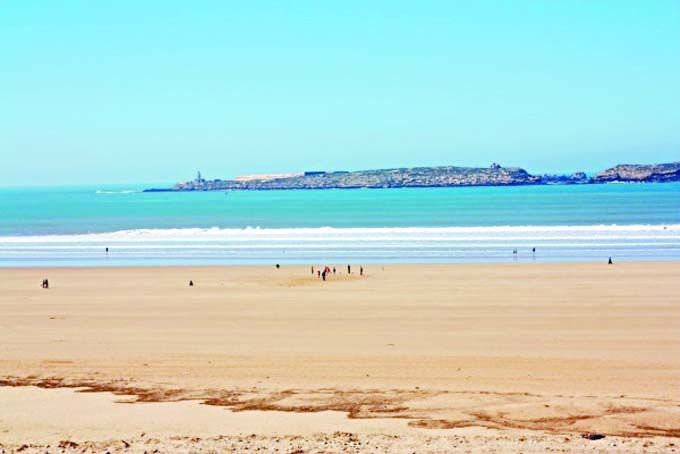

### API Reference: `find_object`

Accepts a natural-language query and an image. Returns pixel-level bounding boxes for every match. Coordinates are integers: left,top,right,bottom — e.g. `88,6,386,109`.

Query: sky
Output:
1,1,679,186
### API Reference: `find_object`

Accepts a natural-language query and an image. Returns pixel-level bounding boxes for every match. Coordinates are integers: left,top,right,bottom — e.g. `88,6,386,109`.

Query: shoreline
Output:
144,179,680,192
3,223,679,267
2,259,680,270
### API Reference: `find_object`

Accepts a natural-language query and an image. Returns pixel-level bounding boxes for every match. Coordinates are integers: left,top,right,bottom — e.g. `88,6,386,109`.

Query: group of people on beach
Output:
311,264,363,281
185,264,365,287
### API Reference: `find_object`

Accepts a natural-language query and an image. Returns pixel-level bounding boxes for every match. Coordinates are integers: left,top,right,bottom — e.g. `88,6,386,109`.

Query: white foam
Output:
1,224,679,244
1,225,679,265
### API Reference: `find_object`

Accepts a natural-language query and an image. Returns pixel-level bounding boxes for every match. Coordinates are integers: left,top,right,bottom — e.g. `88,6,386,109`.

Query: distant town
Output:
145,161,680,192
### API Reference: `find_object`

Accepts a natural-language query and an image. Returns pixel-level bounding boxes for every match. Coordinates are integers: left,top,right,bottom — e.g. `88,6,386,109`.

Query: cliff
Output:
593,162,680,183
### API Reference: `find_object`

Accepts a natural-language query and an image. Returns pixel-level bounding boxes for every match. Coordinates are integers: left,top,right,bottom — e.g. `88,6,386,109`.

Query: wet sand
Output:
0,263,679,452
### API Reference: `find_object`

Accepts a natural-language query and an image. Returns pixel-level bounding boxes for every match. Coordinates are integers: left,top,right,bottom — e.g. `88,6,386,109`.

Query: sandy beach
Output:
1,263,679,452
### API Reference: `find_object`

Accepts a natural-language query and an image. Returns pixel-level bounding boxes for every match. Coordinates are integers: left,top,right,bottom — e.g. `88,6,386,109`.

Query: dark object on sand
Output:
275,264,280,269
347,265,351,274
581,433,605,440
322,270,326,281
41,279,49,289
311,266,314,275
360,266,363,276
608,257,613,265
189,280,194,286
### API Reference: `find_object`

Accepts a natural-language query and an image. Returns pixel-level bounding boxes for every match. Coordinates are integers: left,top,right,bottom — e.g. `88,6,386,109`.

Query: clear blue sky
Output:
2,1,679,186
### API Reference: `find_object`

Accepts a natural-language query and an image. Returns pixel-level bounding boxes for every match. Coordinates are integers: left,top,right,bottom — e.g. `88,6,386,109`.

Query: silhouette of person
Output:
189,280,194,286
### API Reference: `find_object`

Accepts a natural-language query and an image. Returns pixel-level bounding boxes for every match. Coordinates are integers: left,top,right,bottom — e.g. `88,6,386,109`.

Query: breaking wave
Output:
1,225,679,266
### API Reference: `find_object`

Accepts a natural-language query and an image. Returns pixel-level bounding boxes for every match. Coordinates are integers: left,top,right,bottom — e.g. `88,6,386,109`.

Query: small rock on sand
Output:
581,433,606,440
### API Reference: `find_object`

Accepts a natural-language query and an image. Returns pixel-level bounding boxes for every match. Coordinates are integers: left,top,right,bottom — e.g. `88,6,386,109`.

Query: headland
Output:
145,161,680,191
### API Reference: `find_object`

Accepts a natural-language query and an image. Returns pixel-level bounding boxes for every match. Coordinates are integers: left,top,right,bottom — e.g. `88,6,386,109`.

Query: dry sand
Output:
0,263,679,452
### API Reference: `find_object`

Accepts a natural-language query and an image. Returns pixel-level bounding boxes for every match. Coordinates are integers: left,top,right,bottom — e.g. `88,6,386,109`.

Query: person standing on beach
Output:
347,265,351,274
311,266,314,275
333,267,336,275
360,266,363,276
322,270,326,281
608,257,613,265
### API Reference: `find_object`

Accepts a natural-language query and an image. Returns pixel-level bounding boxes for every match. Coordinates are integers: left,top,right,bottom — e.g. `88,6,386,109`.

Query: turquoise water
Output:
0,183,679,266
2,183,679,235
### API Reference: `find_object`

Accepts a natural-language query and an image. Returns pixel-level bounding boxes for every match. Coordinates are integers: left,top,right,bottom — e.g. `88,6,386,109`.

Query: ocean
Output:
1,183,679,266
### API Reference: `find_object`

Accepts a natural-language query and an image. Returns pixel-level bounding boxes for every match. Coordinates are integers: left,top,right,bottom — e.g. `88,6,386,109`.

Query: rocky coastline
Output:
593,162,680,183
145,161,679,192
